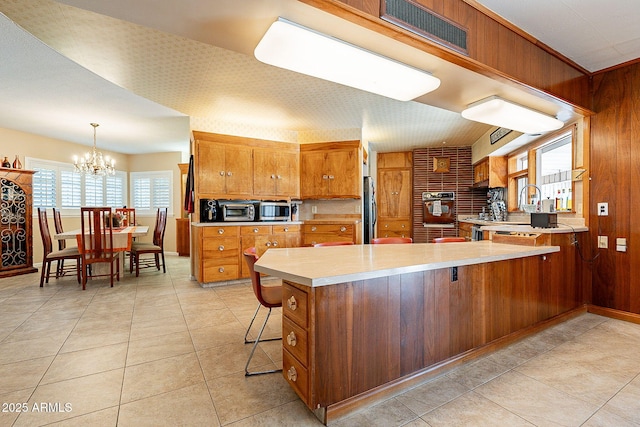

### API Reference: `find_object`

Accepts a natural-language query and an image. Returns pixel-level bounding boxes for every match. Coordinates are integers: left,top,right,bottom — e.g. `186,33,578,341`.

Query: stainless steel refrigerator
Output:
363,176,376,244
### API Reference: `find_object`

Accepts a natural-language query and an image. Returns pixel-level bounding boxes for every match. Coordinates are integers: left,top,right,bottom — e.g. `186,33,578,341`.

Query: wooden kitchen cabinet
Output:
302,222,360,246
300,141,361,199
473,156,507,187
195,138,253,198
376,152,412,240
240,224,301,277
196,226,241,283
253,146,300,199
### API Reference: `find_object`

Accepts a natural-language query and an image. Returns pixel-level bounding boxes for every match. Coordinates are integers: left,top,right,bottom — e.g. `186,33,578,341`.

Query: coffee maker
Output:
200,199,219,222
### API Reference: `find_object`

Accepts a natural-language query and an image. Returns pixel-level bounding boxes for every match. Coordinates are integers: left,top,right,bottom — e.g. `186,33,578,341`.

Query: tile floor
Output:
1,255,640,426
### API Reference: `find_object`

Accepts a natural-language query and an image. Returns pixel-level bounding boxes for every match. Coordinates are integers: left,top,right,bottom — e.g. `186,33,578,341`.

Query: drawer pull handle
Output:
287,295,297,311
286,331,297,347
284,227,288,232
311,226,316,232
266,241,272,247
287,366,298,382
340,226,346,232
218,267,224,273
218,229,224,235
218,245,224,251
272,241,278,247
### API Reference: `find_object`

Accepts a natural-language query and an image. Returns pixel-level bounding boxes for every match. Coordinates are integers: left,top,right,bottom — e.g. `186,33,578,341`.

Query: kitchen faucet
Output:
519,184,542,212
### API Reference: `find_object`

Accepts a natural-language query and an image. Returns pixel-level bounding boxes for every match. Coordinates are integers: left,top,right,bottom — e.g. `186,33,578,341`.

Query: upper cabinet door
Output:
253,149,300,198
197,142,226,195
377,169,412,218
223,144,253,196
196,141,252,197
300,142,361,199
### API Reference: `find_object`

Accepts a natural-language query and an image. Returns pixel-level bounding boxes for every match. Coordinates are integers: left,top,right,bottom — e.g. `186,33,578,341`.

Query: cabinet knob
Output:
311,226,317,232
276,175,282,179
311,241,317,245
286,331,297,347
253,228,258,233
401,224,405,228
218,229,224,234
271,174,276,179
340,226,346,232
272,241,278,247
219,171,225,176
218,245,224,251
328,175,334,179
287,366,298,382
322,175,329,180
287,295,297,311
218,267,224,273
284,227,289,232
384,224,389,228
265,241,272,247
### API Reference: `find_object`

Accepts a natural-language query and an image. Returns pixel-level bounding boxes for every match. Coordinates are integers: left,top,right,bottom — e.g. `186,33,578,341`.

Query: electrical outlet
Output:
598,236,608,249
598,202,608,216
311,205,317,214
355,204,361,214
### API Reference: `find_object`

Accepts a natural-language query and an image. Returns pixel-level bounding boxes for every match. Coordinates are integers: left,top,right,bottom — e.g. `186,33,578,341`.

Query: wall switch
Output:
355,204,361,214
598,202,608,216
616,237,627,252
598,235,608,248
311,205,317,214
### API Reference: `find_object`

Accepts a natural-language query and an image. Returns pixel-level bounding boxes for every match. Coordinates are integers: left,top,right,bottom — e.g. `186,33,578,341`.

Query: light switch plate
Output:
598,236,608,248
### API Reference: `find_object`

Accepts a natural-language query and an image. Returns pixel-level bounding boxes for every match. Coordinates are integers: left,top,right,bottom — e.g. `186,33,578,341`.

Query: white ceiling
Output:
0,0,638,155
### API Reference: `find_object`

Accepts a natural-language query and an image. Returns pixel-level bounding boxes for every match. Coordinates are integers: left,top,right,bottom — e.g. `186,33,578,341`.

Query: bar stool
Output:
433,237,466,243
372,237,413,244
313,241,354,247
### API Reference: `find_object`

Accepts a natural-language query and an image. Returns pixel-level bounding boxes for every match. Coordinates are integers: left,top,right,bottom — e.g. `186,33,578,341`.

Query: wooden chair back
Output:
243,247,281,309
153,208,168,247
37,208,53,257
115,208,136,226
79,207,115,262
52,208,66,250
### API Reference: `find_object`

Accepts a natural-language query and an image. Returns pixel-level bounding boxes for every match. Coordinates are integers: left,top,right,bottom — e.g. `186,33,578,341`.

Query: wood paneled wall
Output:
590,63,640,313
303,0,591,110
412,147,486,243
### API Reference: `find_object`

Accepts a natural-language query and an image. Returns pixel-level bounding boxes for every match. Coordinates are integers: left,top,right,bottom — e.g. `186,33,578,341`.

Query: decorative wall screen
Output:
1,177,28,268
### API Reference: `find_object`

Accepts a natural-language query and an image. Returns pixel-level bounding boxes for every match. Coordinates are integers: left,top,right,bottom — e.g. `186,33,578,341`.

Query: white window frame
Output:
129,170,173,217
26,157,127,216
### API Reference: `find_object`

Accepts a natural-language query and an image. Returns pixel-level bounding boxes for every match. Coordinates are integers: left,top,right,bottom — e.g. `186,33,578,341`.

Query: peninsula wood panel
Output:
591,62,640,314
303,0,590,110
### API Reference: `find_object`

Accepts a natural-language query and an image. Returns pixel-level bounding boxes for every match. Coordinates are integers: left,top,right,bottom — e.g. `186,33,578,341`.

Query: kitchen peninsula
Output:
255,239,584,424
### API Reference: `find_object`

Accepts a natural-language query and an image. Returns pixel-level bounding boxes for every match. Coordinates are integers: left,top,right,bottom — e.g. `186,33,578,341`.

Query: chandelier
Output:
73,123,115,176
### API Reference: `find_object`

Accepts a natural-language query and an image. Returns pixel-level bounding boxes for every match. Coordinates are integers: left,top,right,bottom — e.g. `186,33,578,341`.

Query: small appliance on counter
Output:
200,199,219,222
218,200,256,222
530,212,558,228
258,201,290,221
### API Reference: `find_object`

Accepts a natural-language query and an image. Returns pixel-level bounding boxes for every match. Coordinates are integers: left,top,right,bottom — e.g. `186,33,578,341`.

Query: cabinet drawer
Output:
283,349,309,405
240,225,272,236
283,316,308,366
202,262,238,282
203,226,239,238
202,237,239,256
272,224,300,233
283,282,308,328
302,234,353,246
303,224,353,234
378,230,412,239
378,220,411,231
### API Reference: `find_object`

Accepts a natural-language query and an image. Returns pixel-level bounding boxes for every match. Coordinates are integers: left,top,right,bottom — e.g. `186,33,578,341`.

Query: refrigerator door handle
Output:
372,200,377,226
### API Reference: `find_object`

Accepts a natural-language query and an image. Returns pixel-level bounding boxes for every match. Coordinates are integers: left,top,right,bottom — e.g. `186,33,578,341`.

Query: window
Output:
506,127,574,212
130,171,173,216
27,157,127,215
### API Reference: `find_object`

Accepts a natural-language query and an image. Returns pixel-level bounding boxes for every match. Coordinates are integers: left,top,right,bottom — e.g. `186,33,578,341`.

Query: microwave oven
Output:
259,201,290,221
219,201,256,222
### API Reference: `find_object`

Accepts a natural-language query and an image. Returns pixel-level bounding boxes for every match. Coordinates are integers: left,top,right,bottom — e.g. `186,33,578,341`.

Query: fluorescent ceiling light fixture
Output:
254,18,440,101
461,96,564,134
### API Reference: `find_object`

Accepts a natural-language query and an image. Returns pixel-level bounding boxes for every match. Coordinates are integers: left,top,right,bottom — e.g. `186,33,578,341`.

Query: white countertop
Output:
459,218,587,233
193,221,303,227
254,241,559,287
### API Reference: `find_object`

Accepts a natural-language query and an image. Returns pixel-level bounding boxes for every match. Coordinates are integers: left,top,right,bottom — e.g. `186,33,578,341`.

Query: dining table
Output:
54,225,150,275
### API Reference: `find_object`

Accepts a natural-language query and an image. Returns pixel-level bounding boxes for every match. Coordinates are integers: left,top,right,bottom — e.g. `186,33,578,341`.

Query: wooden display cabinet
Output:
0,169,37,278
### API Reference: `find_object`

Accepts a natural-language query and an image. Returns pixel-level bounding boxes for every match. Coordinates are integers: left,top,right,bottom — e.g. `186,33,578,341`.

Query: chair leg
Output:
245,307,283,376
76,258,81,284
161,252,166,273
40,260,48,287
155,254,160,270
244,303,281,344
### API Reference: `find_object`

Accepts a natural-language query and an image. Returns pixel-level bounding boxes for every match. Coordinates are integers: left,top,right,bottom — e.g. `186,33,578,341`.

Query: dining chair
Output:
79,207,120,290
371,237,413,244
37,208,82,287
115,207,136,226
129,207,167,276
52,207,81,279
433,237,466,243
313,241,354,247
243,247,283,376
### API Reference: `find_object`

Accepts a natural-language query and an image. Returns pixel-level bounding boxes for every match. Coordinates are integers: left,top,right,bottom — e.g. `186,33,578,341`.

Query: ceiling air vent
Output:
382,0,468,54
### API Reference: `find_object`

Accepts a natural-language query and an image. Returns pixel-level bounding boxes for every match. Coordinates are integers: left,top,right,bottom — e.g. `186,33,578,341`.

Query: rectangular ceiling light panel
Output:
461,96,564,134
254,18,441,101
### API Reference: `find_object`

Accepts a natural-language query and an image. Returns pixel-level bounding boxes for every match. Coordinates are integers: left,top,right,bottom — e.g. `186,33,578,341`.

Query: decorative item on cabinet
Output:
2,157,10,168
12,155,22,169
433,156,450,173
